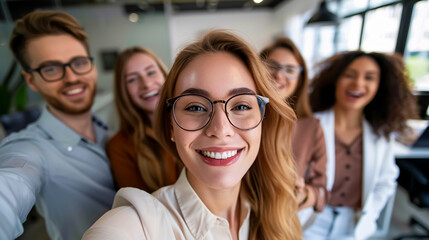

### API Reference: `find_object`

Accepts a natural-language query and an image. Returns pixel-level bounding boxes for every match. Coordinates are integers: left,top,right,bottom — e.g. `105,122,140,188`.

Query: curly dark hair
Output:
310,50,418,138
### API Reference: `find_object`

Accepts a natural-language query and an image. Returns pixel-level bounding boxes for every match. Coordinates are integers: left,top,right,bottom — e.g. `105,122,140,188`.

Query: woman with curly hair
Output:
261,37,328,227
83,30,302,240
308,51,417,240
107,47,181,192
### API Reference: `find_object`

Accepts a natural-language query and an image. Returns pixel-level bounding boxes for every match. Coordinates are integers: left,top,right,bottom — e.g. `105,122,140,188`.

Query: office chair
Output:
394,159,429,240
0,107,41,135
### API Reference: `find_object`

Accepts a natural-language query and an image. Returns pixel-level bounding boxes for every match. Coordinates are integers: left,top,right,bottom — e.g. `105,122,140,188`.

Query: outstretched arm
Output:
0,141,44,239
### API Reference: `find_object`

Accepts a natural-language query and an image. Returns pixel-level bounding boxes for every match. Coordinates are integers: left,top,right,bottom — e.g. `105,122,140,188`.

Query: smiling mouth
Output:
197,149,243,166
143,90,159,99
64,86,85,96
199,149,239,159
347,90,364,98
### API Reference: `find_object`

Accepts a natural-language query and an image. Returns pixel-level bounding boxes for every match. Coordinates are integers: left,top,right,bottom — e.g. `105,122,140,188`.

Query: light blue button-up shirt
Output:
0,108,116,240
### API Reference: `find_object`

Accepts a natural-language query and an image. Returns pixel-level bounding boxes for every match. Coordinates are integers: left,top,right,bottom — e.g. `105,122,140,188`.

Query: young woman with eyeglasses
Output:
83,30,302,240
106,47,181,192
261,37,328,227
307,51,417,239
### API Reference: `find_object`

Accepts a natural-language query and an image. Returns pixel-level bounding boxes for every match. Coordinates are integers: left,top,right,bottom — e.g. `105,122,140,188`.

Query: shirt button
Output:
345,176,350,181
340,192,346,197
346,150,351,155
67,146,72,151
345,164,351,169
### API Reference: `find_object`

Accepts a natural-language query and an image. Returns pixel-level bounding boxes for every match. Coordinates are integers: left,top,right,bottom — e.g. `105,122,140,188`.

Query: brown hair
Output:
260,36,312,119
310,50,418,138
155,30,301,240
10,10,89,70
114,46,179,192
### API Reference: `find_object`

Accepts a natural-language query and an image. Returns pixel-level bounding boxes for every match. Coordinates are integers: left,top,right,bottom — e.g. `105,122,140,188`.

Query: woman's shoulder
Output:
108,131,132,145
296,117,322,133
297,117,320,126
106,131,134,154
85,187,178,239
313,109,332,118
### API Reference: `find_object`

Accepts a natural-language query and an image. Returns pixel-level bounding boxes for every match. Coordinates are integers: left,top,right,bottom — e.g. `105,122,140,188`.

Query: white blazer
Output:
314,109,399,240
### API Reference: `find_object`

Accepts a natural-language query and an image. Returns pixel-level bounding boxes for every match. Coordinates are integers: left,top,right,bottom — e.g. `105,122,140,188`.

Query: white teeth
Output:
66,88,83,95
348,91,363,97
143,90,158,99
201,150,239,160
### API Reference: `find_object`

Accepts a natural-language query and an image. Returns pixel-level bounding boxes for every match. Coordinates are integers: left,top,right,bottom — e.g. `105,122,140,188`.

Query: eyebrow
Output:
228,87,256,95
180,87,256,97
35,55,88,68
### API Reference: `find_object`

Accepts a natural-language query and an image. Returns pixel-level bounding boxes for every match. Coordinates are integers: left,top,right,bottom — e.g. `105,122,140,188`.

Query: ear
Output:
22,70,39,93
170,125,175,142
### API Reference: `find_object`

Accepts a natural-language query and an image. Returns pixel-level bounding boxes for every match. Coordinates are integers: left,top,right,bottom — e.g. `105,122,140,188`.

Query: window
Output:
369,0,398,8
404,0,429,91
361,3,402,52
337,15,362,52
338,0,368,17
302,26,336,71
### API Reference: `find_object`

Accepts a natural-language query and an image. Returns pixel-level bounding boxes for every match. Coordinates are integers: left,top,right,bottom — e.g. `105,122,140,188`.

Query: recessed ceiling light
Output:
129,13,139,23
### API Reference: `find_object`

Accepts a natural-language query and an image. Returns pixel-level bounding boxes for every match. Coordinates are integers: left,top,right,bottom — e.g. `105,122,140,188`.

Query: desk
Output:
395,119,429,159
394,141,429,159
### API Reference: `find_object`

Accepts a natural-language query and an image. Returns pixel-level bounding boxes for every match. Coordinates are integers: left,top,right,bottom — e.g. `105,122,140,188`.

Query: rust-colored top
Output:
292,117,328,212
106,130,180,192
328,134,363,209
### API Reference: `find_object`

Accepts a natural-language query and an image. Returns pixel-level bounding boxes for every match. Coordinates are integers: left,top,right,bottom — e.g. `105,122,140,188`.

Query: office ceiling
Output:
1,0,289,21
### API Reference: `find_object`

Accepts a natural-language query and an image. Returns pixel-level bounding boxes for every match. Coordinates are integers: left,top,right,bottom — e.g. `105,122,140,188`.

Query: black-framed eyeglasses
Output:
265,60,303,81
166,93,269,131
26,56,94,82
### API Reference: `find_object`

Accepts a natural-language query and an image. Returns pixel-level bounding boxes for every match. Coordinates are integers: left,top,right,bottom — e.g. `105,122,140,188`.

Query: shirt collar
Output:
36,107,107,146
174,169,250,239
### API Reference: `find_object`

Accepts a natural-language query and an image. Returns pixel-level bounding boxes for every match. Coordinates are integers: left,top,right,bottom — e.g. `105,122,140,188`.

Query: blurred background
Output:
1,0,428,132
0,0,428,239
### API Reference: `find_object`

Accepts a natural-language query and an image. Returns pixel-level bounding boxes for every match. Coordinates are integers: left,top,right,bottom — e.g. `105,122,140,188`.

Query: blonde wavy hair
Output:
155,30,302,239
114,46,179,192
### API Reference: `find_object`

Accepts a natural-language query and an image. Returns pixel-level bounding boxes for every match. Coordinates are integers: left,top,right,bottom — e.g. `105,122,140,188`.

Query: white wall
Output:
168,9,283,58
273,0,319,49
166,0,320,62
63,5,171,93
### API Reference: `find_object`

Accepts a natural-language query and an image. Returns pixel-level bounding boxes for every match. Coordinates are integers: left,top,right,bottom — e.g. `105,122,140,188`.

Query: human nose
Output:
274,70,287,86
204,104,235,138
63,65,79,83
353,74,366,87
139,76,154,90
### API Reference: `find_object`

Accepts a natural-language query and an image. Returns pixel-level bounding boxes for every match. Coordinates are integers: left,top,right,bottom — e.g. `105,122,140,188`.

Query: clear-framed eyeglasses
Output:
166,93,270,131
26,56,94,82
266,60,303,81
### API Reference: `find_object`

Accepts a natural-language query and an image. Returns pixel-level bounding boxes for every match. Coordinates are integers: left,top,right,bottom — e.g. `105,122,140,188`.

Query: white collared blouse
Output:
83,169,251,240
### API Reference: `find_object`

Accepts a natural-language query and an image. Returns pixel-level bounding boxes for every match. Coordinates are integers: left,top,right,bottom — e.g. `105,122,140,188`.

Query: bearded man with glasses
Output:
0,11,115,240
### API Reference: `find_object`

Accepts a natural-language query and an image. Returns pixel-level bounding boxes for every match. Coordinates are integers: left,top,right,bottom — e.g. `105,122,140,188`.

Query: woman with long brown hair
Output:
261,37,328,227
84,30,302,240
107,47,181,192
308,51,417,239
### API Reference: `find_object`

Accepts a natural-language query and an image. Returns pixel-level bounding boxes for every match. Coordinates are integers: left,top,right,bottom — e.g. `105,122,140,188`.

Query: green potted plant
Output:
0,60,27,116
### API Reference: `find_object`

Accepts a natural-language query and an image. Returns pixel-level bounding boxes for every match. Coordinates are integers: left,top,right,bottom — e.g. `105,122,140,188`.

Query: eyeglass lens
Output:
172,94,264,131
40,57,92,81
267,60,301,81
